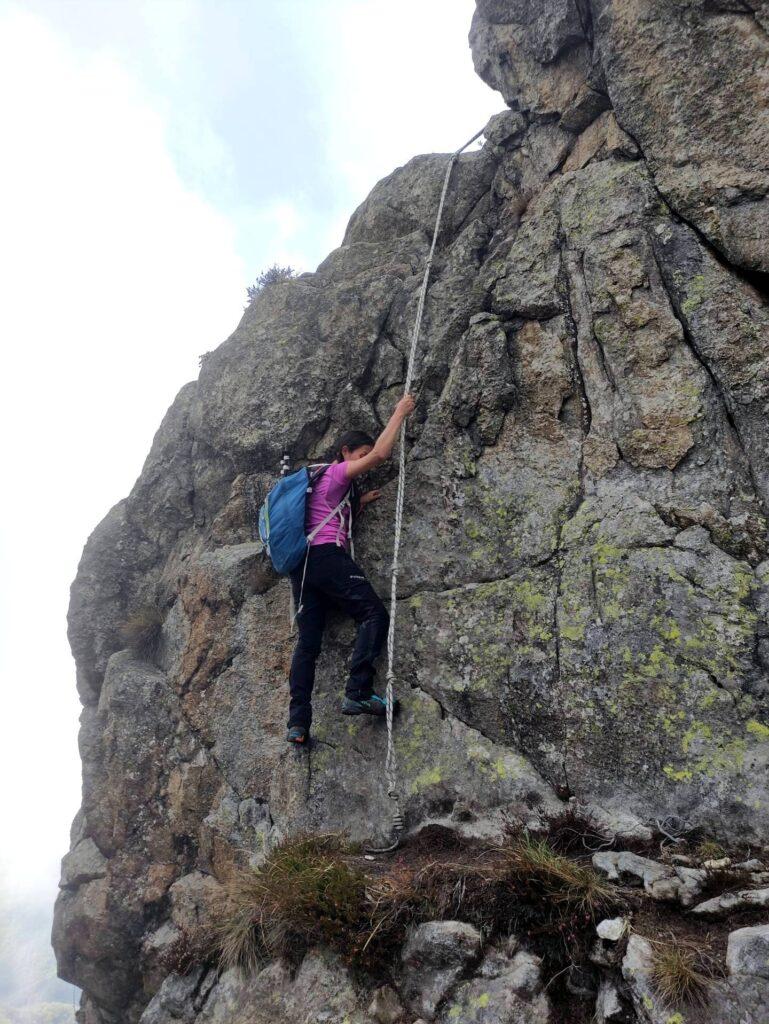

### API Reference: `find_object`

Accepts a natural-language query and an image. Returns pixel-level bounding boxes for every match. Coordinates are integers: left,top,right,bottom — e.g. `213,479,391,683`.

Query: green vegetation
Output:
501,834,617,918
693,840,726,863
246,264,296,305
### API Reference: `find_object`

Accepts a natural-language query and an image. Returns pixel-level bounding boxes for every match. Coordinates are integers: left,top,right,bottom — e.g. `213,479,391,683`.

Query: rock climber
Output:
286,393,416,745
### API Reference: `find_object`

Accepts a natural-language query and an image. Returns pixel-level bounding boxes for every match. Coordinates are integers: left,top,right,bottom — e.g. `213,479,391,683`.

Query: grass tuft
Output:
502,834,619,919
120,604,164,661
650,938,722,1007
693,840,727,863
214,834,368,970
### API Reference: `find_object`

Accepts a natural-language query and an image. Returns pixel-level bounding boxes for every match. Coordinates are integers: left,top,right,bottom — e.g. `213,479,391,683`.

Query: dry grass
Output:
120,604,164,661
159,929,216,975
212,830,626,984
650,937,723,1008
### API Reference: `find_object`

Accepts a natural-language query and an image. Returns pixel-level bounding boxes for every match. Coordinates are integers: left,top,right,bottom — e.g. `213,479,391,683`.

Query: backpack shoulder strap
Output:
308,463,331,487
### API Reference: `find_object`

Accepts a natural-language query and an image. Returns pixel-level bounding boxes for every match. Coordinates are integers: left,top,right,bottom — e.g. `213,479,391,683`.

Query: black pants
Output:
288,543,389,730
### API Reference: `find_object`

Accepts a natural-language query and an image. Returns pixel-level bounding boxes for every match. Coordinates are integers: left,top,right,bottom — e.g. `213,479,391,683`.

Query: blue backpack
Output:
258,464,353,575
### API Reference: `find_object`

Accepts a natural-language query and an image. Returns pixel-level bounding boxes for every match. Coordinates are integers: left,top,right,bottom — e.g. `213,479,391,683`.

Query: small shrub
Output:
120,605,164,661
650,938,721,1007
537,808,614,856
246,264,295,305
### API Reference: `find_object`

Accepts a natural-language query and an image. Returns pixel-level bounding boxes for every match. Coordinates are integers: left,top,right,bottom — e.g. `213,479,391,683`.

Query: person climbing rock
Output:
286,394,416,744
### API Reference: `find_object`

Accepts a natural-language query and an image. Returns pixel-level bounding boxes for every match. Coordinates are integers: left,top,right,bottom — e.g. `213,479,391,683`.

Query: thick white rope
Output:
380,126,486,818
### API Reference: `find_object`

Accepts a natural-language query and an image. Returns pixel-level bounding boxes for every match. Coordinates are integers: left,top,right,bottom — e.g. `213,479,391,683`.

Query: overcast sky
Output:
0,0,500,913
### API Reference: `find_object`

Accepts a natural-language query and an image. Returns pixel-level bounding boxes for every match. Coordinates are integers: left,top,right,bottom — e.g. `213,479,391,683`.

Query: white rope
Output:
380,126,486,815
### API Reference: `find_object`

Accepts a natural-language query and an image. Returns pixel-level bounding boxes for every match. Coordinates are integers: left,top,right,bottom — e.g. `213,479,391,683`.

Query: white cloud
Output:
0,5,246,894
315,0,500,205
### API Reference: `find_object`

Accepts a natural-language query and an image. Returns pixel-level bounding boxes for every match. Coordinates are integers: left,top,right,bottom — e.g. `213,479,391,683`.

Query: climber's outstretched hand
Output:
344,394,417,480
396,394,416,419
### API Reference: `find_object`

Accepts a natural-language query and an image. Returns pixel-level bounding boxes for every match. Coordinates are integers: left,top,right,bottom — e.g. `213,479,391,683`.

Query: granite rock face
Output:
55,2,769,1022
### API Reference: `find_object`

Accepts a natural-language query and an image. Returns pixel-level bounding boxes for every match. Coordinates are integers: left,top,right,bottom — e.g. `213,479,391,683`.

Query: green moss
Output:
681,274,707,315
661,620,681,641
661,710,686,734
465,521,482,541
410,765,443,794
664,766,694,782
747,719,769,741
591,538,624,565
560,622,586,642
681,721,712,754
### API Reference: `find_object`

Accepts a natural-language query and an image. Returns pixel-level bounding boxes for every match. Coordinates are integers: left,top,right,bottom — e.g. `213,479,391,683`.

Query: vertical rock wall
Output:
54,2,769,1021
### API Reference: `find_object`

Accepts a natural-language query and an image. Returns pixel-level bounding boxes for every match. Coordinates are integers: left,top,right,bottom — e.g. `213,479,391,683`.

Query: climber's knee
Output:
296,635,322,661
369,601,389,645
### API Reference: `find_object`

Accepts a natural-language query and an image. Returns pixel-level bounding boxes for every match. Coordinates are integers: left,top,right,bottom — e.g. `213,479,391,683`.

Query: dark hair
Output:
332,429,374,462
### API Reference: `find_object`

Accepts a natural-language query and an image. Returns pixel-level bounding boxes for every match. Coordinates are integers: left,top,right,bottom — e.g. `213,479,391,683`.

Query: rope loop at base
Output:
364,790,405,856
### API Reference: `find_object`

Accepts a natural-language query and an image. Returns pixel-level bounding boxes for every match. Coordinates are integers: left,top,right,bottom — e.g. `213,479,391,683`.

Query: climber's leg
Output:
308,546,389,700
287,577,326,733
346,590,389,697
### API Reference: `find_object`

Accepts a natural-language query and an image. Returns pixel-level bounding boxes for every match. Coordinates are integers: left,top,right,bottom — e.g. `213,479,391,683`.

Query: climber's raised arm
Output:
343,395,415,480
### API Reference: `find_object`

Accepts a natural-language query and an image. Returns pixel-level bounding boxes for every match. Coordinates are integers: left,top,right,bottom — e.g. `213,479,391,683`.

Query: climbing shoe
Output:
286,726,308,744
341,694,399,717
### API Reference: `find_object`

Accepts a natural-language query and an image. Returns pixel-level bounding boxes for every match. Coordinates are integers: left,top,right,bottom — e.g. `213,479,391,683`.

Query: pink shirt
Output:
306,462,352,549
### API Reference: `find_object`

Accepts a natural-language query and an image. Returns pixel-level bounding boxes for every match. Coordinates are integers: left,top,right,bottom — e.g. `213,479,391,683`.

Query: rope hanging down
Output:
366,125,486,855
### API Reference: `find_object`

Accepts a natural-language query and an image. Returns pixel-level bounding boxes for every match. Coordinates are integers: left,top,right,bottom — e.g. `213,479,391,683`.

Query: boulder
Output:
437,947,552,1024
367,985,405,1024
400,921,482,1019
727,924,769,981
594,978,629,1023
691,887,769,918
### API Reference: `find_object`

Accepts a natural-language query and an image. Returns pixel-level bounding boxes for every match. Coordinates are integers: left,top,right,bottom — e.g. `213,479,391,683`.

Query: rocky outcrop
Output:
54,2,769,1022
471,0,769,272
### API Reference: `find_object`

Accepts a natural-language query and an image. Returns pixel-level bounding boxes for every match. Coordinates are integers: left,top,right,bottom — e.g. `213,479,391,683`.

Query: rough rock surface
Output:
400,921,483,1018
54,2,769,1022
592,850,707,906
